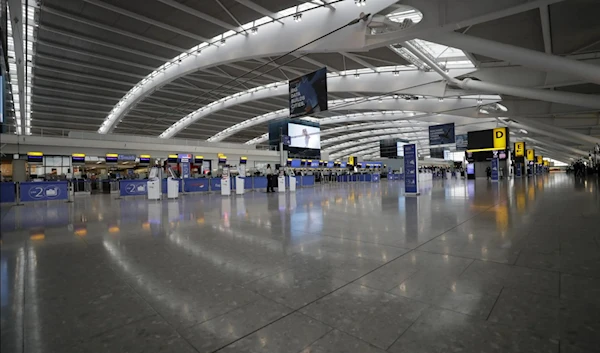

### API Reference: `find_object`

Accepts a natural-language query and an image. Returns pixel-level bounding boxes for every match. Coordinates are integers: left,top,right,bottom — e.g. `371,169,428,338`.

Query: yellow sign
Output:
349,156,355,166
27,152,43,156
536,156,543,164
526,149,535,161
493,128,507,150
106,153,118,157
543,160,549,166
515,142,525,157
168,154,178,159
241,157,248,160
71,153,85,157
140,154,151,158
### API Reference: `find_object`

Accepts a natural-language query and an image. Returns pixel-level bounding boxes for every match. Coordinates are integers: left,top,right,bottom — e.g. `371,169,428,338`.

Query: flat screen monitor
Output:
291,159,301,168
288,123,321,149
340,162,347,168
396,142,406,157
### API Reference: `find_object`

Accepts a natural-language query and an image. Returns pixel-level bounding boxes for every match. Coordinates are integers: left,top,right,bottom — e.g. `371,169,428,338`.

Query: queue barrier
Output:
19,181,70,202
1,182,16,203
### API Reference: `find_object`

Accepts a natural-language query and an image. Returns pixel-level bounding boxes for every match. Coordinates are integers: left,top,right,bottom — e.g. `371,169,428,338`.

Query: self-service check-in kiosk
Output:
236,158,247,195
166,167,179,199
148,167,161,200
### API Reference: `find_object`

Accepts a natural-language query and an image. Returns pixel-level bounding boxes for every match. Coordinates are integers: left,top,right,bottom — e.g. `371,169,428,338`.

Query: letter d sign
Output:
493,128,507,149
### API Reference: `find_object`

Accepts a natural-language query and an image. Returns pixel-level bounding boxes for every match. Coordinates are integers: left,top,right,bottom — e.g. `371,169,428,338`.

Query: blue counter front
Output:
372,173,381,182
253,176,268,189
20,181,69,202
184,178,209,192
120,180,148,196
300,175,315,186
210,178,221,191
1,182,16,203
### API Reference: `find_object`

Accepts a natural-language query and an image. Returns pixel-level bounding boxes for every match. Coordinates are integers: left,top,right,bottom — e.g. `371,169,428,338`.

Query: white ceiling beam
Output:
340,52,377,72
42,6,186,52
156,0,239,32
539,5,552,54
83,0,211,42
293,53,340,72
7,0,25,135
234,0,282,23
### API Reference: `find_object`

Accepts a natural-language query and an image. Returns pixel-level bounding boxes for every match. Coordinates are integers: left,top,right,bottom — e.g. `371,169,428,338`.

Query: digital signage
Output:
140,155,151,164
106,153,118,163
27,152,43,164
514,142,525,157
288,123,321,149
429,123,455,145
71,153,85,164
289,67,328,118
380,139,399,158
456,134,468,151
467,128,509,152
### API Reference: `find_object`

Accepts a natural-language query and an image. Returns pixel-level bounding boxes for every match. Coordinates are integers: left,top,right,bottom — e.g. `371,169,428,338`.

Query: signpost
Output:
403,144,419,196
491,158,499,182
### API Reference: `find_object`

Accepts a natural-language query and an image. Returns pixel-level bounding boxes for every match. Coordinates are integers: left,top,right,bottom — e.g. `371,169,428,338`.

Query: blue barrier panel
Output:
184,178,209,192
210,178,221,191
1,182,16,203
372,173,381,182
244,177,253,189
301,175,315,186
365,174,372,182
20,181,69,202
253,176,268,189
120,180,147,196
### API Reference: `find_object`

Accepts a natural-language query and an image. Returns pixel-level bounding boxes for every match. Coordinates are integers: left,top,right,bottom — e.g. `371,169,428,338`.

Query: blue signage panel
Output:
118,154,137,162
491,158,499,182
403,144,419,194
372,173,380,182
181,162,190,179
515,162,521,177
301,175,315,186
119,180,147,196
1,183,16,203
20,182,69,202
429,123,455,145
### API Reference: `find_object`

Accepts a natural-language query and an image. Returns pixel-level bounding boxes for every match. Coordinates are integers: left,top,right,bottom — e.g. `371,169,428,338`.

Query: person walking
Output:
266,164,275,192
486,166,492,180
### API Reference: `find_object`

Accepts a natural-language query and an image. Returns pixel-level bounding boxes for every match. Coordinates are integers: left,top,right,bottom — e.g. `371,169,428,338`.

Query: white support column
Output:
427,31,600,86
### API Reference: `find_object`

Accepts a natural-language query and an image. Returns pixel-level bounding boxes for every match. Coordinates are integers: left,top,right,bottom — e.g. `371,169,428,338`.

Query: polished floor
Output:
1,174,599,353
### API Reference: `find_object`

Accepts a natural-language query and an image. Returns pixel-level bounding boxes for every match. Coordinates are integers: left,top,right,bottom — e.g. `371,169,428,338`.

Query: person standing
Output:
266,164,274,192
486,166,492,180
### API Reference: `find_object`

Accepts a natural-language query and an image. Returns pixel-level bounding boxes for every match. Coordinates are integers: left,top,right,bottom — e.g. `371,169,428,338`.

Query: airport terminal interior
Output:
1,0,599,352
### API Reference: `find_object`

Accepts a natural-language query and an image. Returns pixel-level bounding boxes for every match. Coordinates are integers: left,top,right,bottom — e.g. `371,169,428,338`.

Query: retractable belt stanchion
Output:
66,180,75,203
15,182,23,206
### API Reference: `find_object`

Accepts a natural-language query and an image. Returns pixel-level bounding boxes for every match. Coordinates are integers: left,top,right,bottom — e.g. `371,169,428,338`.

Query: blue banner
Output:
372,173,380,182
515,163,521,177
181,162,190,179
253,176,268,189
300,175,315,186
491,158,499,182
119,180,147,196
403,144,418,194
20,181,69,202
289,67,328,118
1,183,16,203
429,123,455,145
184,179,209,192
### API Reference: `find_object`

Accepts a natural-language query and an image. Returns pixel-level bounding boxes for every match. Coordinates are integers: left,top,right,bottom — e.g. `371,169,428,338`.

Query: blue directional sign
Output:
20,182,69,202
119,180,147,196
403,144,419,194
491,158,499,182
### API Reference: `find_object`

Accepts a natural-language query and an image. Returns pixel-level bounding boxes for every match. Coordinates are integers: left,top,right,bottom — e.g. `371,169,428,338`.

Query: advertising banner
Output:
288,123,321,149
403,144,419,195
429,123,455,145
455,134,468,151
515,142,525,157
526,149,535,161
491,158,499,182
20,182,69,202
289,67,328,118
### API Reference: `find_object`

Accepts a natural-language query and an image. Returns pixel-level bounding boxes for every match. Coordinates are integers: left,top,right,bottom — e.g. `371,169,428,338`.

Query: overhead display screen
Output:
288,123,321,149
396,142,406,157
289,67,328,118
429,123,455,145
380,139,398,158
467,128,509,151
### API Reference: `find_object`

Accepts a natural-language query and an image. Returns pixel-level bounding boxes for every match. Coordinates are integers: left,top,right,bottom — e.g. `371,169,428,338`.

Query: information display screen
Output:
289,67,328,118
396,142,406,157
288,123,320,149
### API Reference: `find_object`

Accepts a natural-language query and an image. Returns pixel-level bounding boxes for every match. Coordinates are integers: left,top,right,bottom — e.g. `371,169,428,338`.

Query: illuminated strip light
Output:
6,3,39,135
466,147,506,152
98,1,343,135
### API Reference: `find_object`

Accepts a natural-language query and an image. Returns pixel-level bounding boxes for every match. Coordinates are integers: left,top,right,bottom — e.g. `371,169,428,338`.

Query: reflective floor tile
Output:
299,329,387,353
301,283,428,349
560,274,600,304
219,312,332,353
69,315,197,353
559,299,600,352
488,289,560,340
180,297,292,353
244,267,347,309
388,308,558,353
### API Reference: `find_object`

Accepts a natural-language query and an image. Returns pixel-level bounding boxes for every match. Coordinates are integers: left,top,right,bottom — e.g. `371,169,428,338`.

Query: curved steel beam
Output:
97,0,399,134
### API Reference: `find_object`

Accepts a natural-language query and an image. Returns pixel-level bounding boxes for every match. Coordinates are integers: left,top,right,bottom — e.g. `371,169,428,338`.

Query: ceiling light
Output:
438,98,444,102
355,0,367,6
519,129,528,134
294,13,302,22
393,94,399,99
354,73,360,79
393,71,399,76
477,98,483,104
251,27,258,34
220,39,226,45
